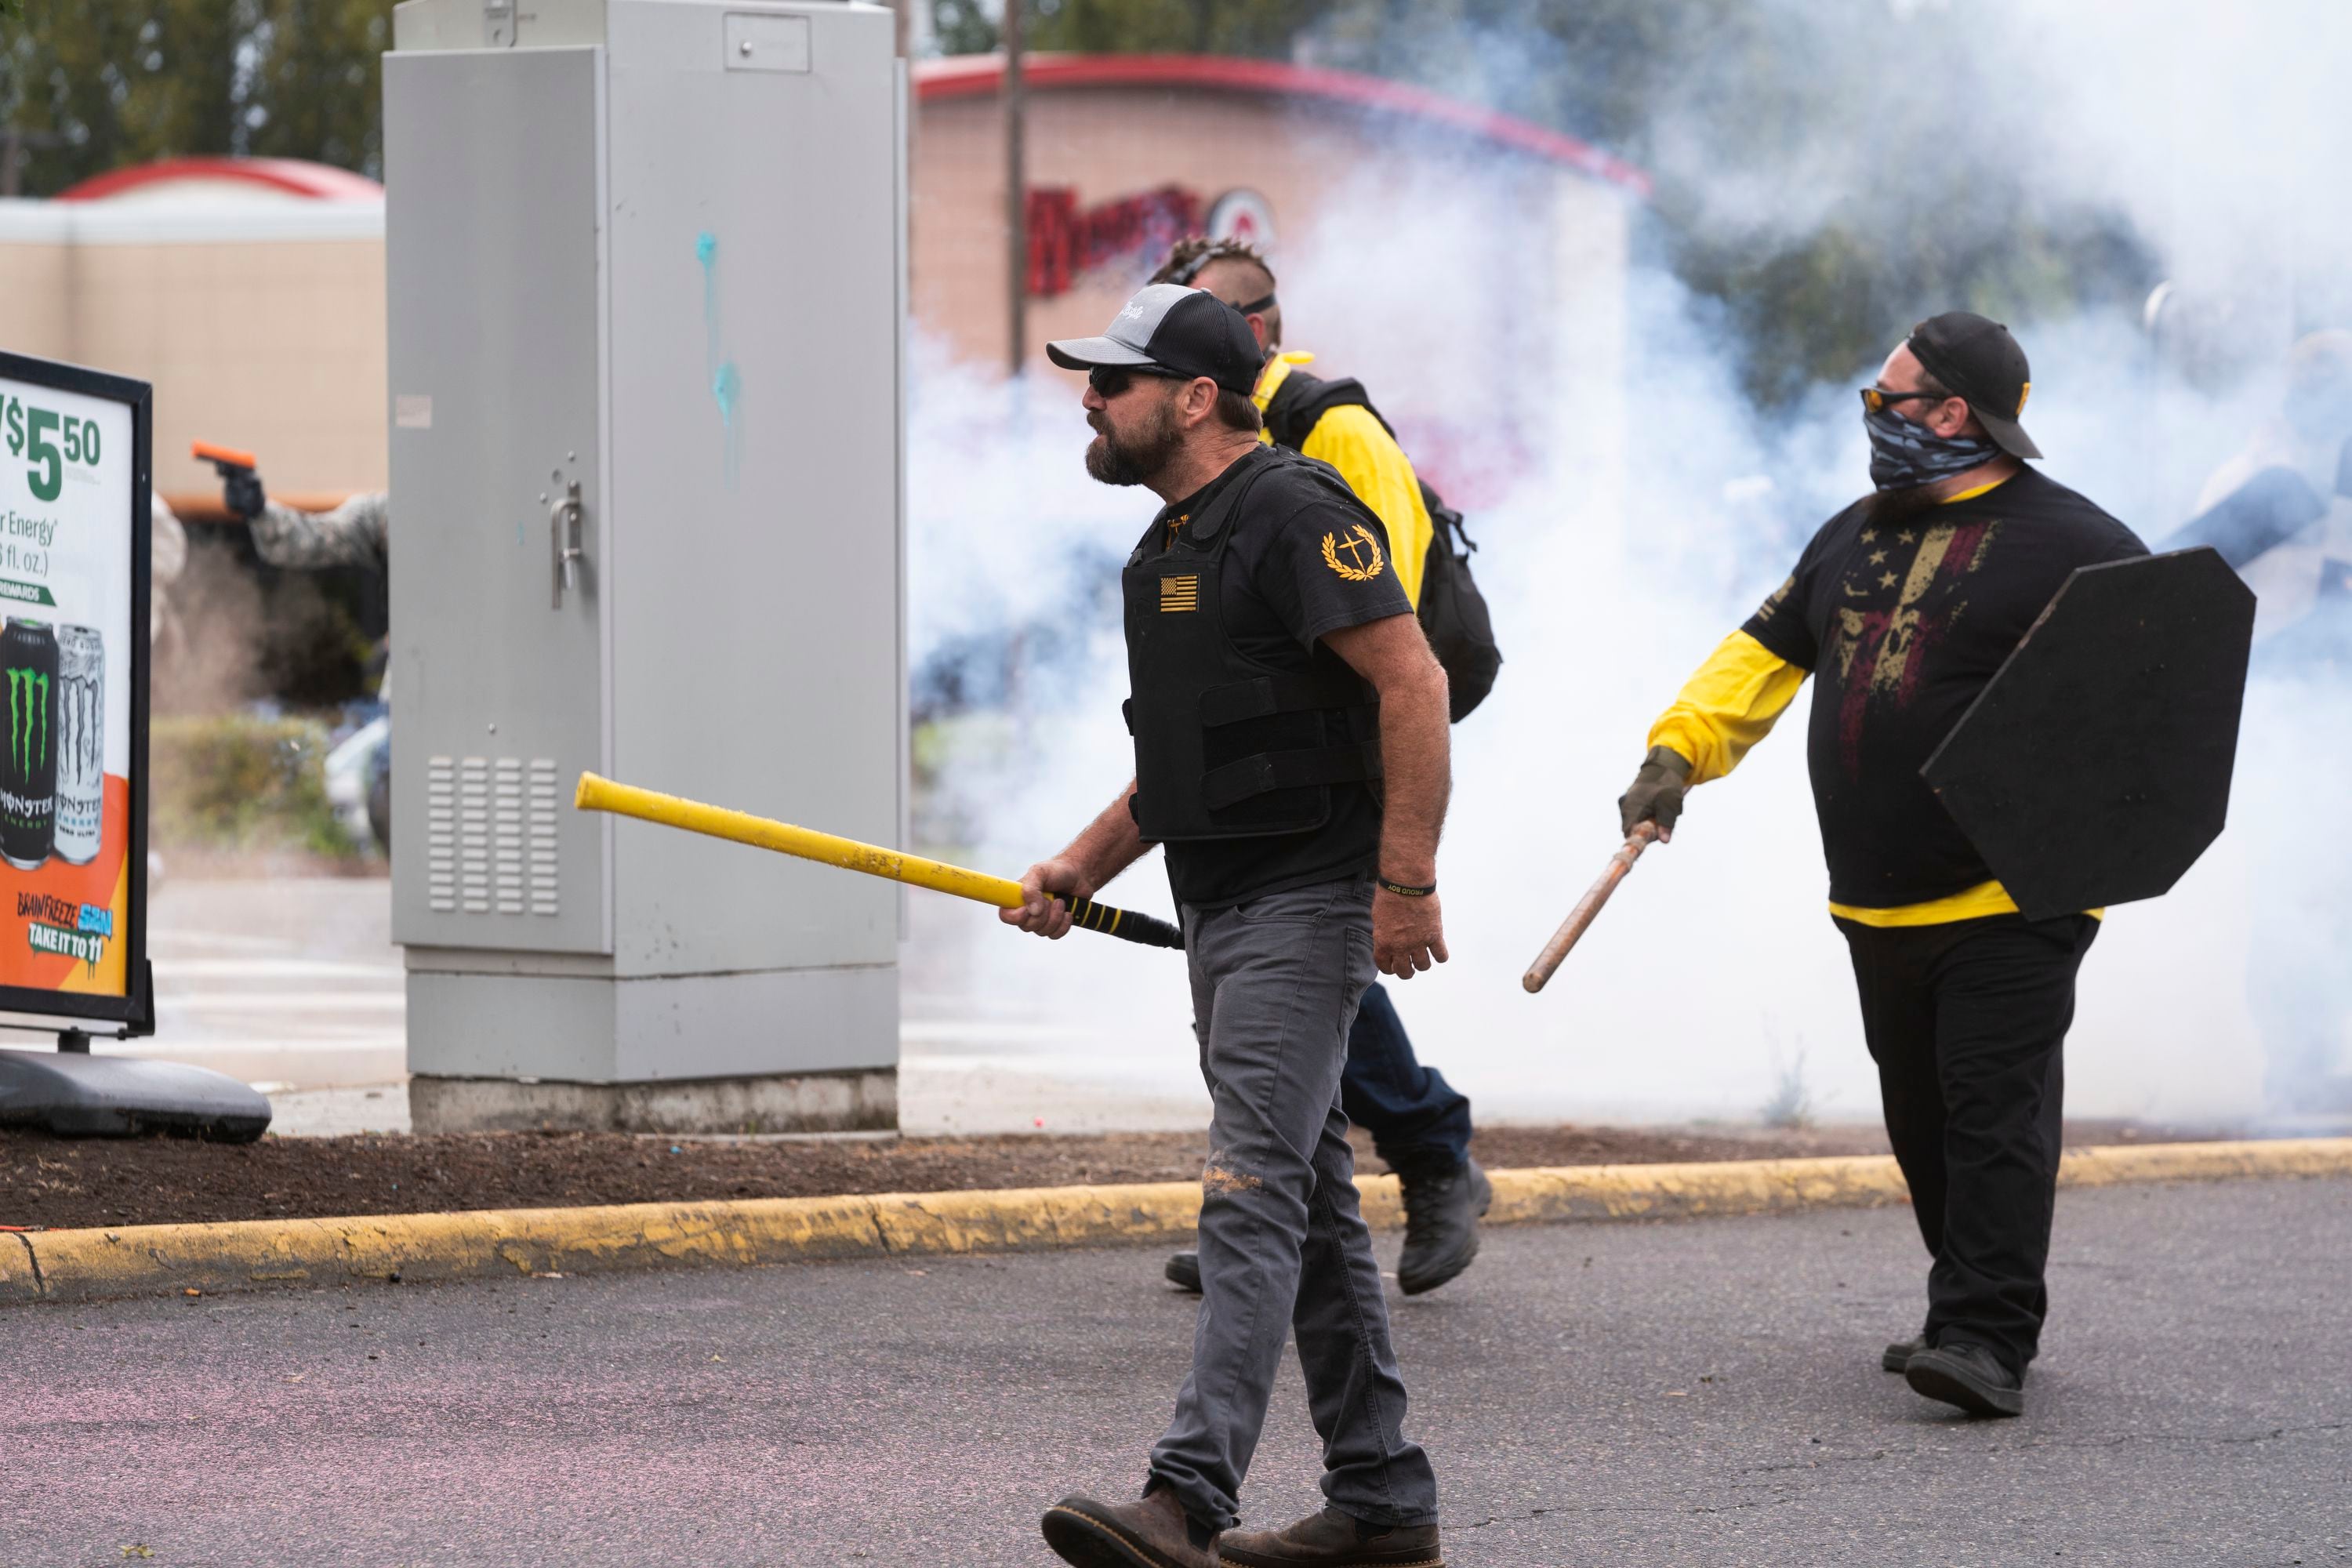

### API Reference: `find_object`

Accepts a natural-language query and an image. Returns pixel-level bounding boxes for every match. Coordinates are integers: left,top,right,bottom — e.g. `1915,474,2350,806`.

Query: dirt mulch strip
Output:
0,1119,2220,1232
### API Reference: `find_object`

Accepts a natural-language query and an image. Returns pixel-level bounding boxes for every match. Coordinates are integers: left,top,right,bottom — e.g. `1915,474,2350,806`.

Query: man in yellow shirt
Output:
1146,237,1489,1301
1621,314,2147,1419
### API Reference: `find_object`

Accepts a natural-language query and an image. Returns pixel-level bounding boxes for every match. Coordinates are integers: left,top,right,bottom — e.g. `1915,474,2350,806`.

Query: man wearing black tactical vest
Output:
1621,314,2147,1420
1016,283,1453,1568
1142,237,1492,1303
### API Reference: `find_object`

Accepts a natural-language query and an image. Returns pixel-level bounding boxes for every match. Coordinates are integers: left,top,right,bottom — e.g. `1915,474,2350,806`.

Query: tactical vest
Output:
1122,447,1383,843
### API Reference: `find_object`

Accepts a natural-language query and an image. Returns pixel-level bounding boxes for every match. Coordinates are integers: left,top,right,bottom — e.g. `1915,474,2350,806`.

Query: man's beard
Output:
1861,482,1943,529
1084,400,1181,487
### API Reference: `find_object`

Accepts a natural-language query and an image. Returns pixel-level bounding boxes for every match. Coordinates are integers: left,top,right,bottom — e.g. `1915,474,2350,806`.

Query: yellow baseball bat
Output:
574,772,1183,950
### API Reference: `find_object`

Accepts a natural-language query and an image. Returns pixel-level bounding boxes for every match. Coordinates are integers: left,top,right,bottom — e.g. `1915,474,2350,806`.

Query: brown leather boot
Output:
1042,1486,1221,1568
1220,1505,1443,1566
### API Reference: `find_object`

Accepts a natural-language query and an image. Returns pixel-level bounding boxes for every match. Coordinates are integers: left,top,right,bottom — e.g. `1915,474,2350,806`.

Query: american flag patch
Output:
1160,575,1200,612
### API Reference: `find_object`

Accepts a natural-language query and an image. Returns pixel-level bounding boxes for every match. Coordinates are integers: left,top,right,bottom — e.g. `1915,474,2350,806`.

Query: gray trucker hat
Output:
1045,284,1262,395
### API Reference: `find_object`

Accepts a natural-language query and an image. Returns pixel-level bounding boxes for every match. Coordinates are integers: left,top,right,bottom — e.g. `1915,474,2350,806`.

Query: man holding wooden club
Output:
1013,282,1454,1568
1619,314,2145,1420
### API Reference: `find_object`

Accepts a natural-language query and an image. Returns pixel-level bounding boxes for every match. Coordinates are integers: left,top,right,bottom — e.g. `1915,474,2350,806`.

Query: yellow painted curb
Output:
1482,1152,1912,1225
4,1137,2346,1306
2051,1138,2352,1185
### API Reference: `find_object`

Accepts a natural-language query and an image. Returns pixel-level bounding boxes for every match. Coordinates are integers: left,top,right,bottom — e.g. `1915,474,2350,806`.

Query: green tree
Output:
936,0,1335,60
242,0,392,176
932,0,1001,56
0,0,390,197
0,0,244,194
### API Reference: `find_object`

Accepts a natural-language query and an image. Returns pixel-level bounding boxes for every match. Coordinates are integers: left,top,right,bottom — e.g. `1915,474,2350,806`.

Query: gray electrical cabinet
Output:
384,0,906,1133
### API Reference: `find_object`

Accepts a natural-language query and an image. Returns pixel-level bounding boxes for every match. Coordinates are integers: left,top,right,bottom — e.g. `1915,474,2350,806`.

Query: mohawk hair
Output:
1149,235,1277,290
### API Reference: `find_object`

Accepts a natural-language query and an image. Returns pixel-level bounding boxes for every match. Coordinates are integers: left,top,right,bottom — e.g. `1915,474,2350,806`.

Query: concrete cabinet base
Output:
405,963,898,1133
408,1065,896,1135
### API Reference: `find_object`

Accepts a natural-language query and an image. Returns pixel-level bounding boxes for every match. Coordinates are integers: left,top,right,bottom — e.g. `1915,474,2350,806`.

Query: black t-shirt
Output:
1742,467,2148,907
1138,445,1414,908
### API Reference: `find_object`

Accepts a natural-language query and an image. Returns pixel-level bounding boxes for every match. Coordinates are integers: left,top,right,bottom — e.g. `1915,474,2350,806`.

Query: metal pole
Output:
1003,0,1026,377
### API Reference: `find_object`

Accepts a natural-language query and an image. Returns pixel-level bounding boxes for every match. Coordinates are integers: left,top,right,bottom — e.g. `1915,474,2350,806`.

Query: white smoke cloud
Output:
902,0,2352,1128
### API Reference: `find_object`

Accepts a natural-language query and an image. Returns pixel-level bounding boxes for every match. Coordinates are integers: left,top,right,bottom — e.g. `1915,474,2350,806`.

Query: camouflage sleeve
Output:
249,492,390,573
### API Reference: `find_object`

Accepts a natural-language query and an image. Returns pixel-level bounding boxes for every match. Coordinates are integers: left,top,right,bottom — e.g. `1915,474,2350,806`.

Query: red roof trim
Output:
915,53,1650,197
56,156,383,203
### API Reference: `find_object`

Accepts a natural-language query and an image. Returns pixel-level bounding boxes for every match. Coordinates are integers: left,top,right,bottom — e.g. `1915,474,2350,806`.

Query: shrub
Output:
149,713,359,860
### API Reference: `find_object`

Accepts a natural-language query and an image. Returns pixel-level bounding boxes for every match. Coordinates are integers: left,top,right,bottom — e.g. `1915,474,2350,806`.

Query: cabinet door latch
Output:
550,481,584,608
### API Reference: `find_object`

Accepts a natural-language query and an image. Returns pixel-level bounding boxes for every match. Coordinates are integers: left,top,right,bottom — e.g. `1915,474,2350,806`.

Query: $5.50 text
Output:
2,396,101,503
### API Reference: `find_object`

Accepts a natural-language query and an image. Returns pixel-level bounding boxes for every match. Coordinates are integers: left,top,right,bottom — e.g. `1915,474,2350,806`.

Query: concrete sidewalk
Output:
2,1174,2343,1566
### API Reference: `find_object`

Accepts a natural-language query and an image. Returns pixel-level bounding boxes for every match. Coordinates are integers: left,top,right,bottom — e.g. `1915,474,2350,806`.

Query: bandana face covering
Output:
1865,404,1996,490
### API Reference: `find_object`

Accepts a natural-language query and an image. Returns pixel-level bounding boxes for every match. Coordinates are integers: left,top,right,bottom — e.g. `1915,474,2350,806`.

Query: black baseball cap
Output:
1046,284,1262,396
1907,312,2042,459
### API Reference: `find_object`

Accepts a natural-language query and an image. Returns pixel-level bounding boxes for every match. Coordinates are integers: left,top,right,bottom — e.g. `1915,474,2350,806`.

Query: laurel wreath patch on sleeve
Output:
1320,524,1386,582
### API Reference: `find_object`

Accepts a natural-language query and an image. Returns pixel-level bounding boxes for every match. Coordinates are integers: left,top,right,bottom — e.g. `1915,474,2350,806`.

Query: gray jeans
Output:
1148,877,1439,1531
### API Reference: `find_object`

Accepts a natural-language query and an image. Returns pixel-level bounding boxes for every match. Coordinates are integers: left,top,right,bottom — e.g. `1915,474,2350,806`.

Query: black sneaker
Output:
1396,1156,1491,1296
1904,1341,2024,1417
1882,1334,1927,1373
1164,1250,1202,1294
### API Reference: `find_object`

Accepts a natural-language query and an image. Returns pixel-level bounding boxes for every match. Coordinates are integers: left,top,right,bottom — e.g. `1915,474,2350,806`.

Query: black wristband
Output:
1378,877,1436,898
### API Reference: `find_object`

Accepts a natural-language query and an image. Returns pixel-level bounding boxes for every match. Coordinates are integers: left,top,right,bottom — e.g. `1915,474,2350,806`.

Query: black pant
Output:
1341,983,1473,1172
1837,911,2100,1377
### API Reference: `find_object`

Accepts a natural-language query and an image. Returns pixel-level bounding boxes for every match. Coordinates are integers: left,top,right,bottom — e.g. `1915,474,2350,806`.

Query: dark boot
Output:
1904,1341,2025,1417
1221,1504,1443,1567
1043,1486,1220,1568
1394,1156,1490,1297
1179,1153,1495,1298
1882,1334,1927,1373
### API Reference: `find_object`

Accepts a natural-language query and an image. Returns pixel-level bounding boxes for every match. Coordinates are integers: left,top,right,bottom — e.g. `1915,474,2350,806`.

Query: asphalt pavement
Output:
4,1176,2345,1567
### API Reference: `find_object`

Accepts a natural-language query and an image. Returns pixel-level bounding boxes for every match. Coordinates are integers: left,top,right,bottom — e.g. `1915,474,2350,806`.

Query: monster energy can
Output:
54,626,103,866
0,617,58,870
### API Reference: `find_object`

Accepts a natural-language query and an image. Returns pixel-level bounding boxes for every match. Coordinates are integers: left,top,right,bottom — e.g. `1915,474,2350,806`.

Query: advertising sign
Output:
0,352,151,1032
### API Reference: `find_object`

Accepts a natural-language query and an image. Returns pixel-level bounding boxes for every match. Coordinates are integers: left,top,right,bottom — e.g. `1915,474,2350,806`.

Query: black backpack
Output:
1262,368,1502,722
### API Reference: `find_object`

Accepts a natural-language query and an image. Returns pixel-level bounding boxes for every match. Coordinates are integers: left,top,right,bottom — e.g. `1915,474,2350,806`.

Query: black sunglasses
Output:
1860,386,1952,415
1089,365,1186,397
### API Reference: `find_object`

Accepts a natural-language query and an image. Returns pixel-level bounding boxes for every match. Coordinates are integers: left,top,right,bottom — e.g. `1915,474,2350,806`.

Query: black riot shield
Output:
1921,547,2256,920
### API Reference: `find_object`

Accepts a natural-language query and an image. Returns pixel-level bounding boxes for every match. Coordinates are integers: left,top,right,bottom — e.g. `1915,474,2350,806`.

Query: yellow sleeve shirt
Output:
1646,629,1808,787
1643,626,2080,927
1255,351,1436,611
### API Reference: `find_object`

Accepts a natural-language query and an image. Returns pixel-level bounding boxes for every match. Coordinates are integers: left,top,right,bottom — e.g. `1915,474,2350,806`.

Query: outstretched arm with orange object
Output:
194,438,390,572
194,440,268,521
